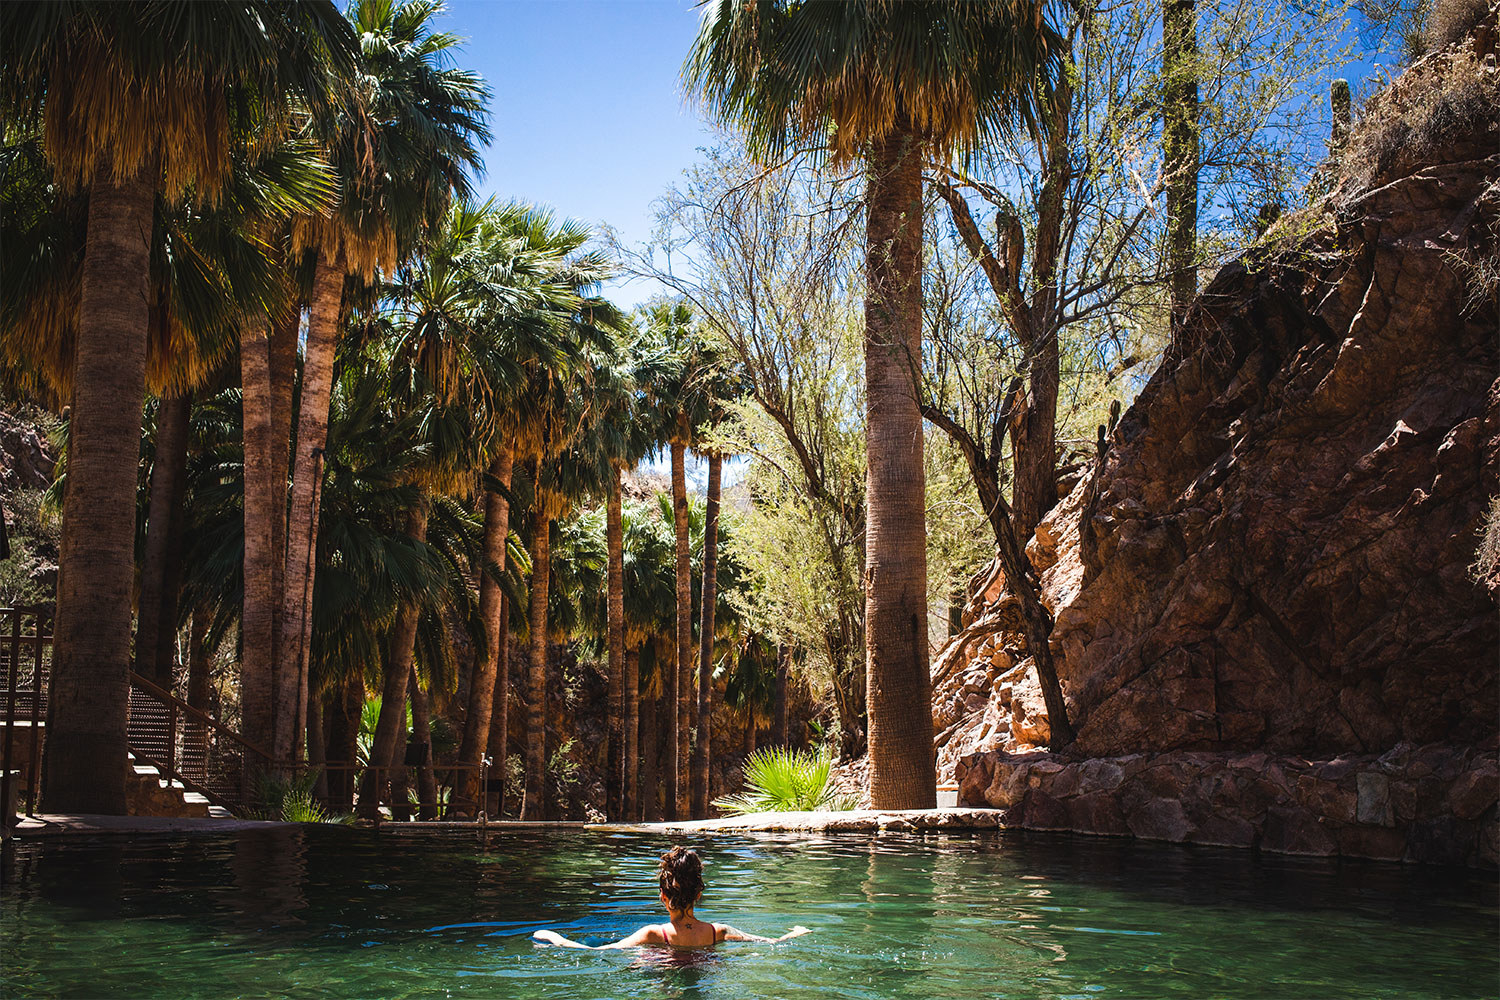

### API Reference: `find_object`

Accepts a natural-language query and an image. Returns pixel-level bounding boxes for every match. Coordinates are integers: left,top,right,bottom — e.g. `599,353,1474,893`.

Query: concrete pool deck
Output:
596,807,1005,834
6,814,294,838
5,808,1006,839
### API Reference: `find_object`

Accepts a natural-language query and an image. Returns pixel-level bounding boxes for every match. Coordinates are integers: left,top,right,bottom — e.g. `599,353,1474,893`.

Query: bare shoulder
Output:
618,923,666,947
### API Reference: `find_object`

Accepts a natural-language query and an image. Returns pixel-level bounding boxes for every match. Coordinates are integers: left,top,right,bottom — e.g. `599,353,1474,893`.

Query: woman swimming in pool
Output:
532,846,811,949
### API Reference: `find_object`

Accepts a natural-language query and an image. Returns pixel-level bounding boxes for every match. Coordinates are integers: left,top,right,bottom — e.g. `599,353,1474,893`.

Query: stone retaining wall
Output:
956,743,1498,868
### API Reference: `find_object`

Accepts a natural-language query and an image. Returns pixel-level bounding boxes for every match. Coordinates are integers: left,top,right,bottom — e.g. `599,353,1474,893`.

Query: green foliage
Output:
714,747,857,815
249,769,326,823
280,790,329,824
0,485,57,606
547,738,582,816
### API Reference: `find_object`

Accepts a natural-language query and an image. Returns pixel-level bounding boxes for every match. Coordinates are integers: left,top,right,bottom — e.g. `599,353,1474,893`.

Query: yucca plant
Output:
713,747,857,815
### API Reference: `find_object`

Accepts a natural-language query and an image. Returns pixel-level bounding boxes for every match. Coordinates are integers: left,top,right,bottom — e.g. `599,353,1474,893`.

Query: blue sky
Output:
437,0,1400,489
446,0,713,310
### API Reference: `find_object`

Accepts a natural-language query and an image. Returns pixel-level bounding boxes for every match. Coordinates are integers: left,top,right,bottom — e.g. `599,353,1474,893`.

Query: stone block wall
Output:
957,744,1498,868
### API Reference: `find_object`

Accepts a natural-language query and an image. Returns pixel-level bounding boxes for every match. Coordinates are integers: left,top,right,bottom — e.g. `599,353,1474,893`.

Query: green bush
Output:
714,747,858,815
280,790,328,824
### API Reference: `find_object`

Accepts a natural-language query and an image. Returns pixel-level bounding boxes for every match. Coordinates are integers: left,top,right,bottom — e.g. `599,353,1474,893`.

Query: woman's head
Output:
658,847,703,913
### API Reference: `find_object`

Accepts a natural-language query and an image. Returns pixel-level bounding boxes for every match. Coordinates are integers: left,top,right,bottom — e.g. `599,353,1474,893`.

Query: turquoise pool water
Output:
2,827,1495,998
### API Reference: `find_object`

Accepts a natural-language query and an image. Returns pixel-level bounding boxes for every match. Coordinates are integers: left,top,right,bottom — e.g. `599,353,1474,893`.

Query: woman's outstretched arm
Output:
533,926,664,950
715,924,812,943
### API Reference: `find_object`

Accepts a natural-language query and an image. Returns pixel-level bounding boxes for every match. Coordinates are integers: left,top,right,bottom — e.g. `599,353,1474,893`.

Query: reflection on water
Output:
2,827,1496,999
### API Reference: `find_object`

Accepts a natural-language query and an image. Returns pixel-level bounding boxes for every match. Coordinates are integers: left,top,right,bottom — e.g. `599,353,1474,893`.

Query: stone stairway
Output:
125,752,231,819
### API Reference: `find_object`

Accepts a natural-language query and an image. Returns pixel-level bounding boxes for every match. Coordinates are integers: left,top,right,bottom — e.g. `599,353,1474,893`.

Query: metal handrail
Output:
128,671,274,766
1,605,51,820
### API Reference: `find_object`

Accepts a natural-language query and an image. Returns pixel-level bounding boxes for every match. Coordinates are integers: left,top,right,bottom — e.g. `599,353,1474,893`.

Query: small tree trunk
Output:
521,504,551,820
279,250,343,766
623,644,639,822
691,453,721,818
136,391,191,689
668,439,690,821
356,505,427,819
774,645,789,748
743,715,757,757
409,665,437,819
982,501,1076,749
43,166,155,815
486,592,509,816
862,120,936,810
605,464,626,819
455,446,513,814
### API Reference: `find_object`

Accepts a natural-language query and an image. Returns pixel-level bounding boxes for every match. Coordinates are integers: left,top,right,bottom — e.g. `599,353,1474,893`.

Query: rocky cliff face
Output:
943,38,1499,864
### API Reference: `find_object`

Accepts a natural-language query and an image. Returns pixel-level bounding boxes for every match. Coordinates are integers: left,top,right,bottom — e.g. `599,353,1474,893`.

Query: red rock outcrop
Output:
945,39,1499,864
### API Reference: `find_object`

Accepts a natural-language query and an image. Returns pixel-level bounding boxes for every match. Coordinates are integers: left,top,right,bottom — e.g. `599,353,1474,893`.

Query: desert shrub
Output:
1472,495,1500,590
1342,47,1499,186
1423,0,1493,51
714,747,858,815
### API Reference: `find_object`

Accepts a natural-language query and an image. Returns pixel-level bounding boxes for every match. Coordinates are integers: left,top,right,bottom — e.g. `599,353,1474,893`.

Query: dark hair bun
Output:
658,847,704,912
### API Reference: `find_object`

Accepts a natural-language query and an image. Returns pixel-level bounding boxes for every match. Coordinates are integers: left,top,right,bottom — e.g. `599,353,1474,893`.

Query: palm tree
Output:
691,451,723,817
494,219,621,821
445,202,586,817
619,495,683,820
2,1,355,811
685,0,1066,807
279,0,490,767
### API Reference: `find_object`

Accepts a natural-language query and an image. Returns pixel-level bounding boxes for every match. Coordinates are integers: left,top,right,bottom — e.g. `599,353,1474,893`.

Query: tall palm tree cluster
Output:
2,0,1085,820
0,0,763,822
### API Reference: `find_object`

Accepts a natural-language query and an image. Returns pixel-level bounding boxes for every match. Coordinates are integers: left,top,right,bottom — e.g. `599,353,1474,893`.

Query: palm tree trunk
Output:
668,439,690,821
1164,0,1199,333
606,464,626,819
691,453,721,818
136,391,191,689
326,670,363,810
280,250,343,766
240,326,279,775
521,504,551,820
42,167,155,815
409,665,437,819
623,645,640,821
485,592,509,816
863,122,936,810
455,446,513,814
186,605,210,712
268,307,299,682
357,505,427,818
307,688,327,802
639,684,658,822
743,714,757,757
